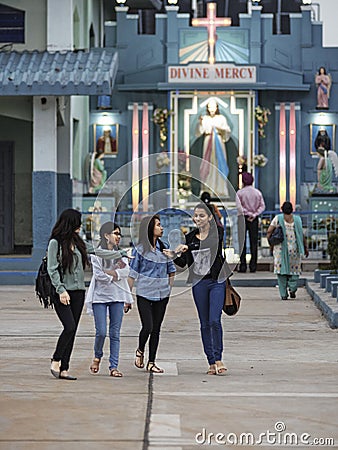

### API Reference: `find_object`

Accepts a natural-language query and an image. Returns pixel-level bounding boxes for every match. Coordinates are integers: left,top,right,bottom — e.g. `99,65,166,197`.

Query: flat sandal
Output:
110,368,123,377
146,362,164,373
135,349,145,369
90,357,101,374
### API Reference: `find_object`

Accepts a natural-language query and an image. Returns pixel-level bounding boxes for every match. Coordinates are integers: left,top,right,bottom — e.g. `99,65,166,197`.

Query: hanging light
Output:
167,0,178,4
302,0,312,4
116,0,127,4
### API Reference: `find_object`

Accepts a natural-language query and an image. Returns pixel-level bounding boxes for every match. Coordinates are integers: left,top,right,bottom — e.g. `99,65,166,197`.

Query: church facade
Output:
0,0,337,282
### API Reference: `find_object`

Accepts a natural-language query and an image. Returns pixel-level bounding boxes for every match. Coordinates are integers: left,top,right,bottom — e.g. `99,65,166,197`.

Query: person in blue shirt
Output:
128,214,176,373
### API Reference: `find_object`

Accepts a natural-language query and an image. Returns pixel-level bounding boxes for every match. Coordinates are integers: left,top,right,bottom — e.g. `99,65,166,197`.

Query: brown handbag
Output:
223,278,241,316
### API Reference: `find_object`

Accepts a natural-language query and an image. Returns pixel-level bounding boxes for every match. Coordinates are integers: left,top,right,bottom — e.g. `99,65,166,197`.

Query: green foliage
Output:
327,234,338,274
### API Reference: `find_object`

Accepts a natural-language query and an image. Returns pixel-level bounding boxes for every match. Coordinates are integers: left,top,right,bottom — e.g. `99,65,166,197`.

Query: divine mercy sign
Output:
191,3,231,65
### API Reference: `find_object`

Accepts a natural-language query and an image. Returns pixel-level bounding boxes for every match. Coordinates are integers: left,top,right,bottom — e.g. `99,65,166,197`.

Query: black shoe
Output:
289,291,296,299
50,359,60,379
250,269,256,273
238,267,247,273
59,374,77,380
281,296,288,300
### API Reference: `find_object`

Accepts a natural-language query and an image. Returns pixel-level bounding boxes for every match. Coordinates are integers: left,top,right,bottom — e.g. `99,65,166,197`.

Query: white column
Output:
32,96,58,250
47,0,73,51
33,96,57,172
57,97,71,175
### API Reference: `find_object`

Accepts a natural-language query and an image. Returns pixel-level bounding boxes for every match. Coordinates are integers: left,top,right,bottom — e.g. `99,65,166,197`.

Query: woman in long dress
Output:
196,98,231,198
316,67,331,110
266,202,308,300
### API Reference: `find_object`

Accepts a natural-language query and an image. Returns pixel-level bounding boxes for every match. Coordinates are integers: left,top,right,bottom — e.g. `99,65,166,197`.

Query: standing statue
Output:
89,148,107,194
196,98,231,198
315,147,338,194
315,67,332,110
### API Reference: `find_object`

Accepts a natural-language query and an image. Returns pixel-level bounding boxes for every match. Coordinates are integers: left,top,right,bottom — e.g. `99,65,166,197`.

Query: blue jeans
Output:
192,278,225,365
92,302,124,370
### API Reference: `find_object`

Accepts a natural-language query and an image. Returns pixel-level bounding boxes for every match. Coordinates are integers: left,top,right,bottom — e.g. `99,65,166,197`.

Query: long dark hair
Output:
194,202,218,233
49,208,87,272
138,214,164,254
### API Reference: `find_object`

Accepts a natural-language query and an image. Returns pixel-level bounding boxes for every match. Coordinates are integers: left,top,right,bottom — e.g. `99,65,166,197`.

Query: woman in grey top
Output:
48,209,123,380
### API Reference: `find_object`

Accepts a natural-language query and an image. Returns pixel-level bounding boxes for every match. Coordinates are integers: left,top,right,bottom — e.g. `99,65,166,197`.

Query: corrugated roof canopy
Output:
0,48,118,95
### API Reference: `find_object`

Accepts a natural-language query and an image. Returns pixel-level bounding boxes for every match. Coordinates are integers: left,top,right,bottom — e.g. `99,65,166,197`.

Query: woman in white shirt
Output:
86,222,133,377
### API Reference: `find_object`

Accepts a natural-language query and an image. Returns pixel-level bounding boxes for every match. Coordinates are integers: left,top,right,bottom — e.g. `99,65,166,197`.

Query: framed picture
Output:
310,123,335,155
93,124,119,155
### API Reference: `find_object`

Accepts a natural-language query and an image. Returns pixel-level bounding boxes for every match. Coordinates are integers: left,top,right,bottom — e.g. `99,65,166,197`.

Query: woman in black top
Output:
174,202,230,375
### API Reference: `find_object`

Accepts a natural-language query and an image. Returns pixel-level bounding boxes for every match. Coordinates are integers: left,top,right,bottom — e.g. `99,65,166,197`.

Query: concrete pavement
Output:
0,274,337,450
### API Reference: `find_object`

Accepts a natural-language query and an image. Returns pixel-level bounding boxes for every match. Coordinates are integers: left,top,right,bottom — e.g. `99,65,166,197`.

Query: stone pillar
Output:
32,96,58,253
165,6,179,65
57,97,72,215
300,6,312,48
47,0,73,51
250,5,262,64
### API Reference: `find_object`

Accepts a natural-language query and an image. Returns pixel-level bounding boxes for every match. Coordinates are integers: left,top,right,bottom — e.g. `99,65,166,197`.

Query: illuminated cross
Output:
192,3,231,65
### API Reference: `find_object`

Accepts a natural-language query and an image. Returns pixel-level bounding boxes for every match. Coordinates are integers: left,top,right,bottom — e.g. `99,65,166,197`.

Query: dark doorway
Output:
0,142,14,254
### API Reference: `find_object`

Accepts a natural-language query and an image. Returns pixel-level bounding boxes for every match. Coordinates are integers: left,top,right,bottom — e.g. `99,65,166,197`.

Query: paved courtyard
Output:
0,276,337,450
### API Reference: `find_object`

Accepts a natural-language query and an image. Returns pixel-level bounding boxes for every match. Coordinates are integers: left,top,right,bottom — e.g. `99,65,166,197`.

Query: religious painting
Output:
179,29,249,64
169,91,255,206
179,1,249,65
93,124,119,155
310,123,335,155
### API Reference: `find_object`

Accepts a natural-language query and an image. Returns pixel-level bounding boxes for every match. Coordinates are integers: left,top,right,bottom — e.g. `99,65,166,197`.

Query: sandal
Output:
215,361,227,376
146,362,164,373
206,364,217,375
110,368,123,377
135,349,145,369
90,357,101,374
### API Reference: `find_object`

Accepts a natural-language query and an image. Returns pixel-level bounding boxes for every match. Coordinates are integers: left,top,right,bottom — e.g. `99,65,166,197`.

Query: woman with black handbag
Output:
173,202,231,376
267,202,309,300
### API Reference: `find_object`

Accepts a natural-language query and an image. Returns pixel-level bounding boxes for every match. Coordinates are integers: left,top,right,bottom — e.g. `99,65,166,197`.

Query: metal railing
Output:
80,209,338,261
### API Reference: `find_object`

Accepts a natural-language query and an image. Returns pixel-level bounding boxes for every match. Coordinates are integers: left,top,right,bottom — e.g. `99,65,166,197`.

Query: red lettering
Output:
203,68,209,78
225,68,231,78
215,68,223,78
247,67,254,78
195,68,201,77
170,68,178,79
233,68,239,78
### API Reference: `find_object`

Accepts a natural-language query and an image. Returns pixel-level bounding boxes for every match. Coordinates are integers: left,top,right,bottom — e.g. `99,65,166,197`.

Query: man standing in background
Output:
236,172,265,273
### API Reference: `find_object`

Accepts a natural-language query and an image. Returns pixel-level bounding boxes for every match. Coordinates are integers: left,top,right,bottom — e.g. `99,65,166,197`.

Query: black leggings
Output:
52,290,85,372
137,295,169,363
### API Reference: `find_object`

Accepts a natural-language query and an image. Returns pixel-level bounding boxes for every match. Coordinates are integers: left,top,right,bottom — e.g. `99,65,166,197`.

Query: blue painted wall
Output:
102,6,338,210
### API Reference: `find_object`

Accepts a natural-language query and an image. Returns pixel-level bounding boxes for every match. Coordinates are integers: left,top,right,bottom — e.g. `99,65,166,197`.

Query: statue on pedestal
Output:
89,148,107,194
315,147,338,194
195,98,231,198
315,67,332,110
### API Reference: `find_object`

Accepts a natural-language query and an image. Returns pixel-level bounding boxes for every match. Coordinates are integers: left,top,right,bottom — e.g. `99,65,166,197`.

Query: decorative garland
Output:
255,105,271,138
153,108,172,148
